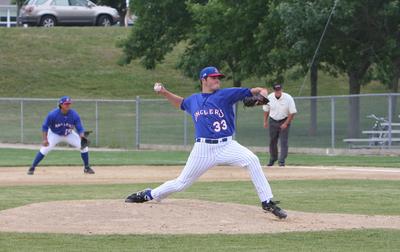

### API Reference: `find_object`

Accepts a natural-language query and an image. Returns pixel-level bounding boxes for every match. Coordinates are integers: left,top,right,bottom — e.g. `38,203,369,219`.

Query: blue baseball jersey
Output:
42,108,84,136
181,88,252,139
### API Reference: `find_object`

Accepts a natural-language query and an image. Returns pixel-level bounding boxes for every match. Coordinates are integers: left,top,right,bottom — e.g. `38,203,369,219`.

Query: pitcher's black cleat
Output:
125,189,153,203
262,200,287,219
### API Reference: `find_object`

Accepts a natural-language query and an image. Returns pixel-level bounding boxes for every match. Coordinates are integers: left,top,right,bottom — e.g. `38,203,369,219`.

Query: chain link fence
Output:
1,93,400,150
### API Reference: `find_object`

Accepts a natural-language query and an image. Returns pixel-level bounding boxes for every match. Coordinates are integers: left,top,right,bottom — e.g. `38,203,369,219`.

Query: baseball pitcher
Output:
125,66,287,219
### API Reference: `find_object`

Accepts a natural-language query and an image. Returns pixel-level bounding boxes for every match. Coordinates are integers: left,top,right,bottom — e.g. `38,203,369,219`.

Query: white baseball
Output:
154,83,163,92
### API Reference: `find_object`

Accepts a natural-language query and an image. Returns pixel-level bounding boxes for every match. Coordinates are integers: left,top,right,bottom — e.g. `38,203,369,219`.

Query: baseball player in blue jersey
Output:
125,66,287,219
27,96,95,175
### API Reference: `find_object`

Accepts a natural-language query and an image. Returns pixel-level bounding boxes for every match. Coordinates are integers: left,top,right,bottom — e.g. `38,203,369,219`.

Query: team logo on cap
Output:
59,96,72,104
199,66,225,79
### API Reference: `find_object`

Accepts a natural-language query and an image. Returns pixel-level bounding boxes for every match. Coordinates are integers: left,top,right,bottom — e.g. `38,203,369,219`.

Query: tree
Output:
119,0,203,68
372,1,400,117
268,0,338,135
275,0,399,137
322,0,400,137
178,0,272,87
11,0,24,26
120,0,277,88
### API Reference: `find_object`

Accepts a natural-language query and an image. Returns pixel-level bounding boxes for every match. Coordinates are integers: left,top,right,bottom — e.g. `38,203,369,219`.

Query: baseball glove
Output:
243,94,269,107
80,130,92,150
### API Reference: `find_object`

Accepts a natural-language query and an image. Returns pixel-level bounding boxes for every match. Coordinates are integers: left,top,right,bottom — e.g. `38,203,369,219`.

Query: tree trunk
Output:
309,62,318,136
391,71,399,93
347,72,361,138
391,58,400,118
231,72,241,135
16,0,22,27
390,75,399,119
233,79,241,87
229,64,242,87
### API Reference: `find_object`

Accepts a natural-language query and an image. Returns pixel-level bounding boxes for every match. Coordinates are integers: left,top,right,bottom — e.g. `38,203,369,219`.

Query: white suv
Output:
20,0,120,27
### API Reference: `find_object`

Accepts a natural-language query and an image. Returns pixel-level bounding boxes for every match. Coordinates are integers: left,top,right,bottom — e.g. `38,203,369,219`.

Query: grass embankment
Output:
0,27,390,99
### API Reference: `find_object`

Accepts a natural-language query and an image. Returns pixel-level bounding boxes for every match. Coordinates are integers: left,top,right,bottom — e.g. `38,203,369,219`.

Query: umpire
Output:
263,83,297,167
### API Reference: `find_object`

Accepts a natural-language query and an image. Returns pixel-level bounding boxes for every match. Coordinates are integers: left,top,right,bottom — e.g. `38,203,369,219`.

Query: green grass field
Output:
1,148,400,167
1,149,399,251
0,179,399,251
1,230,398,252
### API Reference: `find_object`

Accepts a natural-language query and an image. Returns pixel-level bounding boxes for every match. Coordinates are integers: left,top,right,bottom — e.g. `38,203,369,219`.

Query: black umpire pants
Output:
269,117,291,164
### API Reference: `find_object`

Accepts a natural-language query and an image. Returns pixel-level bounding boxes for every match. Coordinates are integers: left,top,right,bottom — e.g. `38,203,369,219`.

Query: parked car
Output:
20,0,119,27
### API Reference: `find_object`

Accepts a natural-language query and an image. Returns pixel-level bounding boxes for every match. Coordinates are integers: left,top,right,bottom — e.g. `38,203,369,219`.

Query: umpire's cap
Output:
199,66,225,80
272,83,282,90
59,96,72,105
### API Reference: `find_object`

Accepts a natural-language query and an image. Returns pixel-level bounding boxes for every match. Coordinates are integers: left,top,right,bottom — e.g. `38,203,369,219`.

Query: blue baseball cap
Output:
199,66,225,80
59,96,72,105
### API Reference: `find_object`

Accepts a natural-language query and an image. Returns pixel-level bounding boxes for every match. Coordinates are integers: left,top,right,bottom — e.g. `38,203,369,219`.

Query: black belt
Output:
196,137,228,144
270,117,287,123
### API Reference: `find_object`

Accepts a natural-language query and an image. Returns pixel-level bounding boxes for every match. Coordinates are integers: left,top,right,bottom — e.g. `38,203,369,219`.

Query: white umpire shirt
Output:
262,92,297,121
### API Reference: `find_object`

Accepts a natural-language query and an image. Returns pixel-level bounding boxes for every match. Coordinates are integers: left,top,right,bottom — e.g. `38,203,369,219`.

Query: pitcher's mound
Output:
0,199,399,235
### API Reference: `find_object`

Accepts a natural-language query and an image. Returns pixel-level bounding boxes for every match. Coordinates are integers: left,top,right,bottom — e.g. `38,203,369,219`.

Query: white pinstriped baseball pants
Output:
40,129,89,155
151,138,273,202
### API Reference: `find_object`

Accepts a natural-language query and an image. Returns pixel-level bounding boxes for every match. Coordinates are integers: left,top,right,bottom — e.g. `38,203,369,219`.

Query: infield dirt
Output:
0,165,399,186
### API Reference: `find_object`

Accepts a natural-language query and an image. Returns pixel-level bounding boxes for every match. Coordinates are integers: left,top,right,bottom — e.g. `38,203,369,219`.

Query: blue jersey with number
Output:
42,108,84,136
180,88,252,139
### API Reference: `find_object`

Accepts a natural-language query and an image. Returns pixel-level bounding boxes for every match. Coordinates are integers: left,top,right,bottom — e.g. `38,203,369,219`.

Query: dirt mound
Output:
0,199,399,235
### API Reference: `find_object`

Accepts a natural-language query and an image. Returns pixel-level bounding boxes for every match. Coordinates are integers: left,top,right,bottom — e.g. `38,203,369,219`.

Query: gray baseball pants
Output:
269,118,291,164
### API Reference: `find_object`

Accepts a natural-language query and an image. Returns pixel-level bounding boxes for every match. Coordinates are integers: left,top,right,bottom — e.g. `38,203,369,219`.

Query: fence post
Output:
388,94,393,148
331,97,335,149
135,96,141,149
183,112,188,147
6,8,11,28
20,100,24,143
95,101,99,146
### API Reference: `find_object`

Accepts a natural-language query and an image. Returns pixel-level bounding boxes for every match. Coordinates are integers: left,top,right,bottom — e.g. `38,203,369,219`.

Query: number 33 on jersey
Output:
213,119,227,132
180,88,252,139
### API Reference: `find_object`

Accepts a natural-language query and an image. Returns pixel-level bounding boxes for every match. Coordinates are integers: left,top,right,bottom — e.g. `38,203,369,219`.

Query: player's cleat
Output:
262,200,287,219
27,167,35,175
84,166,95,174
278,162,285,167
267,159,276,166
125,189,153,203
